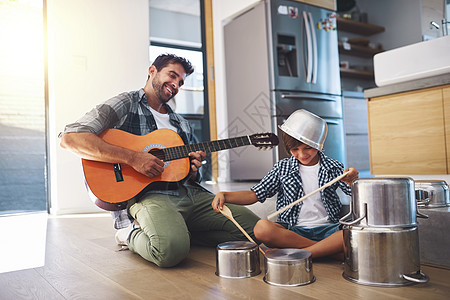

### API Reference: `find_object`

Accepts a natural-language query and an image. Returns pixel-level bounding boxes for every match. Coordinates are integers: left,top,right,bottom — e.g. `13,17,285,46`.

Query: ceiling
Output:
149,0,200,16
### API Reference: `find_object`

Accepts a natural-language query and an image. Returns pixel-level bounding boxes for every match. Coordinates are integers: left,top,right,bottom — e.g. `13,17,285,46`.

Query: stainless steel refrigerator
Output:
224,0,345,180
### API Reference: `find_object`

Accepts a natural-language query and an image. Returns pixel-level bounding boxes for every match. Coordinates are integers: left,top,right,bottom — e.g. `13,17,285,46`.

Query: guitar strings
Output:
162,136,250,161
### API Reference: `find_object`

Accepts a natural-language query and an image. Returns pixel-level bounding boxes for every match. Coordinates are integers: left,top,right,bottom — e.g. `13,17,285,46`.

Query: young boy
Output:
211,109,359,258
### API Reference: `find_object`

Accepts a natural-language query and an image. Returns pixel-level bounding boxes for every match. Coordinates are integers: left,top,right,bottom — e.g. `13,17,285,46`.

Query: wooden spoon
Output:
220,205,265,255
267,171,351,220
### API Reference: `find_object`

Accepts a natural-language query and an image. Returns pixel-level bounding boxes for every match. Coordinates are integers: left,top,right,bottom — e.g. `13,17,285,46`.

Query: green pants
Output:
128,185,260,268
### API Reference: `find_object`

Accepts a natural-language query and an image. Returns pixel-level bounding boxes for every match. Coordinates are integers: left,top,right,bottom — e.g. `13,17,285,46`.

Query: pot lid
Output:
217,241,256,250
265,248,311,262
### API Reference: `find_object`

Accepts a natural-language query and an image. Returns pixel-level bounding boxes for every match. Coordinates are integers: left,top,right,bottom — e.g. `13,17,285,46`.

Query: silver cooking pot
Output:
342,226,429,286
263,249,315,286
415,180,450,208
215,241,261,278
340,177,427,228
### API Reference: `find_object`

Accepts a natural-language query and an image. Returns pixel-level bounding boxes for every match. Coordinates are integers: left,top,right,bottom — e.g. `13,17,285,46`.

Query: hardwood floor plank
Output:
35,243,143,299
0,268,64,300
2,215,449,299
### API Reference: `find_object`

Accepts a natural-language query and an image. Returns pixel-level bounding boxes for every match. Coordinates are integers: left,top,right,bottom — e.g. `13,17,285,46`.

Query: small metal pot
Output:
415,180,450,208
215,241,260,278
340,177,425,228
342,226,429,286
263,249,315,286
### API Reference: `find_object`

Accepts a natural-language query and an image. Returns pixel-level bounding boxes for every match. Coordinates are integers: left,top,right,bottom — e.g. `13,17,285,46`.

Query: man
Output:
60,54,260,267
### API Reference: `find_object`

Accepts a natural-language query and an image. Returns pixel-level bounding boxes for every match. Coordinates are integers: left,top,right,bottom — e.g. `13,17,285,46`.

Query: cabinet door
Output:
368,88,447,174
444,87,450,173
296,0,336,11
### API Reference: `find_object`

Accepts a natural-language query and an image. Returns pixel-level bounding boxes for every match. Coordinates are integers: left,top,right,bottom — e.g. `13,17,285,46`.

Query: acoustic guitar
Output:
82,128,279,211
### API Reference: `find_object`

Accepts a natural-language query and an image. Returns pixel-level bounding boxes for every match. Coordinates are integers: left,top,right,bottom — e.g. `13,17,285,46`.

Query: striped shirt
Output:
63,89,200,229
251,152,352,226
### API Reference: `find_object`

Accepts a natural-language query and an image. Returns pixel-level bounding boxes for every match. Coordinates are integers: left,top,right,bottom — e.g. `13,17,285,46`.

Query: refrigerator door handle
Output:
308,12,318,84
324,120,340,125
281,93,339,102
302,11,312,83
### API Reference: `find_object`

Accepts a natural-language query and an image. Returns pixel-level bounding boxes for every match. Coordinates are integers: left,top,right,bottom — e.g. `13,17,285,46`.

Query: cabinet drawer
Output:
368,88,447,174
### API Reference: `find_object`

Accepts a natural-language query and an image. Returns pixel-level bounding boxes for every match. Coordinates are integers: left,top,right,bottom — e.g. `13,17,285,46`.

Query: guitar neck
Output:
162,135,252,161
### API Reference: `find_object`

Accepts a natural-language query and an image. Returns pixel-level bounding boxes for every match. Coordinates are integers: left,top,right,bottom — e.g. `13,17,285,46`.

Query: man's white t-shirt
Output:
149,106,177,132
296,162,331,227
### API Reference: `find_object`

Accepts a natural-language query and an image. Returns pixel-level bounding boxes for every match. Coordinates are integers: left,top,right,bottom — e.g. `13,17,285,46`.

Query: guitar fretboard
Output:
161,136,251,161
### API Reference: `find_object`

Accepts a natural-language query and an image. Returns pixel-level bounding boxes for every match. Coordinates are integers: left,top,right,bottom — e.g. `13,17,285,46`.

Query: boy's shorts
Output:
278,222,341,241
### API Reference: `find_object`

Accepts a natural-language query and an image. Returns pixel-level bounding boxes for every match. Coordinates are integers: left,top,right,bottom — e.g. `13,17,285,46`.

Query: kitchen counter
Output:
364,73,450,98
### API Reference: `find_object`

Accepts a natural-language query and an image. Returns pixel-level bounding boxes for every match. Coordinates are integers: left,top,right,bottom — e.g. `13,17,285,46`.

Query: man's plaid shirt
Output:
63,89,199,229
251,151,352,226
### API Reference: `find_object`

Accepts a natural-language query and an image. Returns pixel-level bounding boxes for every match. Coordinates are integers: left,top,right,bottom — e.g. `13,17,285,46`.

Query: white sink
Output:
374,35,450,87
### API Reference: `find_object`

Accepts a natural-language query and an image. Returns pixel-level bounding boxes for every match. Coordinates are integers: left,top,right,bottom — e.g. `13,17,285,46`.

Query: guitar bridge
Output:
113,163,124,182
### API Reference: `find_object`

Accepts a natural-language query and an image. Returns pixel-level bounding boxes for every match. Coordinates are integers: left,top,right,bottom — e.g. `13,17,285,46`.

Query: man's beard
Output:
152,75,173,103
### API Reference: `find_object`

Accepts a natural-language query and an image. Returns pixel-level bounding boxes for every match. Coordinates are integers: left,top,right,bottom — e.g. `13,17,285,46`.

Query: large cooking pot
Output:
342,226,429,286
263,248,315,286
415,180,450,208
215,241,260,278
340,177,427,228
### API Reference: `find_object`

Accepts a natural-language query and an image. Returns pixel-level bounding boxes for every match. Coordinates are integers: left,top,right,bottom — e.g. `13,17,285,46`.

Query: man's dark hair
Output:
152,53,194,75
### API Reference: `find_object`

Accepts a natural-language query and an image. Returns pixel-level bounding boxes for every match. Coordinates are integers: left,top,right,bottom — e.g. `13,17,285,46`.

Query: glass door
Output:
149,0,212,180
0,0,47,214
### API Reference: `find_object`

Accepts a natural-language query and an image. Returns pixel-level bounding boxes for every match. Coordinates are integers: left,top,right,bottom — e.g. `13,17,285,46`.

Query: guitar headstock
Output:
249,133,279,150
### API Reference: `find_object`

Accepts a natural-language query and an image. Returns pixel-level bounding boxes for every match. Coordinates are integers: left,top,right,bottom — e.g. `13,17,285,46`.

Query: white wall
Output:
212,0,260,182
357,0,423,50
47,0,150,214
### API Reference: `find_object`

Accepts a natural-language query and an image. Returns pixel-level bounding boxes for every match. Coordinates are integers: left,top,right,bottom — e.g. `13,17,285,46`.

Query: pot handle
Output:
417,197,431,206
339,203,367,226
339,214,366,226
417,209,429,219
402,271,429,283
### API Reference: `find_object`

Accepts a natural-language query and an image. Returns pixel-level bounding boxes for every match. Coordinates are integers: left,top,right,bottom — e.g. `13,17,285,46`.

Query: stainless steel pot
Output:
263,249,315,286
342,226,429,286
415,180,450,208
279,109,327,150
340,177,427,228
215,241,261,278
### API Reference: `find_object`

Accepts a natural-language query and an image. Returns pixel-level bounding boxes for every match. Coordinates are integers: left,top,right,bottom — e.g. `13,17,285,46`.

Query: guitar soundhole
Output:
148,148,166,161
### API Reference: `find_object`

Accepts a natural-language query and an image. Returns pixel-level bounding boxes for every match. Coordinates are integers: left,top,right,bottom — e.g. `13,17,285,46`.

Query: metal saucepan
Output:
415,180,450,208
263,248,315,286
215,241,261,278
217,206,315,285
342,225,429,286
340,177,428,228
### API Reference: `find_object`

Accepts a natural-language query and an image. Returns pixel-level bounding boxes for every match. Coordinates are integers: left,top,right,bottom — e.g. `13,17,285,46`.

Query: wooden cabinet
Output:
367,85,449,174
296,0,336,11
444,86,450,172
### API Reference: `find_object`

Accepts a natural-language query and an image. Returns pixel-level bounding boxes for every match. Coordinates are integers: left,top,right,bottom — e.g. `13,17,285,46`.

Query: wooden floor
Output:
1,214,449,300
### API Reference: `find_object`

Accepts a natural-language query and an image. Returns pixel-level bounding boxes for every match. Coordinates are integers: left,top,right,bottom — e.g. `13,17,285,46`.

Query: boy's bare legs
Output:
303,230,344,259
254,219,344,259
254,219,317,248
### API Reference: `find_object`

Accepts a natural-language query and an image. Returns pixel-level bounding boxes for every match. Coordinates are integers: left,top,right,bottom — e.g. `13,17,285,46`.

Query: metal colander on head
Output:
279,109,327,150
